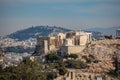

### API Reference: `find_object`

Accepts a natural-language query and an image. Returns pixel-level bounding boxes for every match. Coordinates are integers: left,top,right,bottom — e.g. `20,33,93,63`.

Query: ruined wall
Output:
35,30,92,55
60,45,86,54
67,46,86,54
80,35,88,45
44,40,49,54
63,39,74,46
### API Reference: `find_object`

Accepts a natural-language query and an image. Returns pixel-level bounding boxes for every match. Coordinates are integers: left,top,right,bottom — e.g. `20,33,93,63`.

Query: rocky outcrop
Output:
81,39,120,73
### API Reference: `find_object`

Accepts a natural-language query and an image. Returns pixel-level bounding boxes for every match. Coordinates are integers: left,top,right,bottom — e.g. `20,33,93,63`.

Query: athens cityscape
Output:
0,0,120,80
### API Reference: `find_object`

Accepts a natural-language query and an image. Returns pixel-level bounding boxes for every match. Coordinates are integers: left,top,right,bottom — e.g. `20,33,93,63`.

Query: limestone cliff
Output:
80,39,120,73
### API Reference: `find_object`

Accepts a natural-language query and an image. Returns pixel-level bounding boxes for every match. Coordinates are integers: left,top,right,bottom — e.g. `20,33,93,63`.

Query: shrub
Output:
58,67,67,75
69,54,78,59
45,53,62,63
47,72,57,80
65,60,87,69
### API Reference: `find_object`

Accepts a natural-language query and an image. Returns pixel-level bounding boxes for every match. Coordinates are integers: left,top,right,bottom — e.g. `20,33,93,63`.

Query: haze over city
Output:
0,0,120,36
0,1,120,80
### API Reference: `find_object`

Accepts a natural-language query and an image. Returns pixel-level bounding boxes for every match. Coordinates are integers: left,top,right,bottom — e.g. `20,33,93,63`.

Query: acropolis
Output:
34,30,92,56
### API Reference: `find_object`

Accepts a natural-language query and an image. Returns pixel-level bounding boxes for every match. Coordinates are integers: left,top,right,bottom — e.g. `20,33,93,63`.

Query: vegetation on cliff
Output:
0,58,57,80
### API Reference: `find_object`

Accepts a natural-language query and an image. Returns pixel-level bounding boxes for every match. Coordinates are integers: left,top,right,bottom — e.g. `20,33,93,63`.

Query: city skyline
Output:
0,0,120,36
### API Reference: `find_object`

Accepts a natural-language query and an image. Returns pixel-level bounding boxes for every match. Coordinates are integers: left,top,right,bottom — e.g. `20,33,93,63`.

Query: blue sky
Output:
0,0,120,36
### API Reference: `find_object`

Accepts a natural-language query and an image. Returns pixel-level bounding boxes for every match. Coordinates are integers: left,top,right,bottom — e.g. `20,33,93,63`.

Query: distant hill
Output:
85,26,120,36
7,25,118,41
7,26,71,41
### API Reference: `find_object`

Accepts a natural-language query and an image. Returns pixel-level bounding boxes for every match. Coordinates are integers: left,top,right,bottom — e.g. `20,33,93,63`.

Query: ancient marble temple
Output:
34,30,92,56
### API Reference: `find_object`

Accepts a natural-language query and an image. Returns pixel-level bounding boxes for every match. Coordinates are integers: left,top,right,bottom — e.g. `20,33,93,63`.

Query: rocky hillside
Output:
86,39,120,60
80,39,120,73
7,26,71,41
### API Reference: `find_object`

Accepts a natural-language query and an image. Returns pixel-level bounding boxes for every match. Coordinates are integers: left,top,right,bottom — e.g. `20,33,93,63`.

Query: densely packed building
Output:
0,38,36,48
0,48,4,65
34,30,92,56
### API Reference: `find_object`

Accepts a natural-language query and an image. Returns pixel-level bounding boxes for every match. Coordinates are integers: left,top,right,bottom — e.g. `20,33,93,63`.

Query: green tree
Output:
63,54,69,59
58,67,67,75
45,53,62,63
65,60,87,69
69,54,78,59
0,58,46,80
46,72,57,80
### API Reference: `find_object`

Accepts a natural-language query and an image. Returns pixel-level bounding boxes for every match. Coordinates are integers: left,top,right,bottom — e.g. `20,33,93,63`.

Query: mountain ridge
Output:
7,26,71,41
7,26,119,41
85,26,120,36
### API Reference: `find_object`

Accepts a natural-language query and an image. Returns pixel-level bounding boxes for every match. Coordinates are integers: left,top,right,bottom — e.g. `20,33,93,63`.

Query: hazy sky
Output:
0,0,120,36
